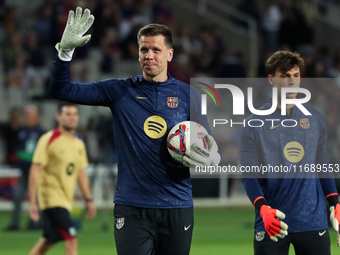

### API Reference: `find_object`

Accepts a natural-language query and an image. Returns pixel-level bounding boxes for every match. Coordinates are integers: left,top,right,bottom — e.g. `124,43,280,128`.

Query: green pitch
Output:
0,208,339,254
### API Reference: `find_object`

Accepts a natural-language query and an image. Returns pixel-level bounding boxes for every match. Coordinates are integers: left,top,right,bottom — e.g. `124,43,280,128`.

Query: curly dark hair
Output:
265,51,305,76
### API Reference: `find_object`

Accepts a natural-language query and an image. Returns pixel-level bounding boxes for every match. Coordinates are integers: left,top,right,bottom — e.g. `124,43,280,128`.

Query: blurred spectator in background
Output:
134,0,152,25
6,53,36,89
86,115,116,164
215,51,247,78
0,107,22,165
173,25,193,55
279,0,313,51
328,61,340,87
0,0,7,43
236,0,260,29
100,28,119,73
170,53,195,84
4,6,19,36
74,66,91,83
316,47,333,74
50,0,76,45
23,31,45,68
258,50,275,77
120,24,143,59
34,3,53,47
4,105,45,231
91,1,121,47
152,0,173,25
262,0,281,51
2,33,24,73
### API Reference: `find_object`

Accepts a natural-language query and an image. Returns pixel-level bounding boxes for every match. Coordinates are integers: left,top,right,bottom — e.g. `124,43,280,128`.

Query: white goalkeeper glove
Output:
330,204,340,246
183,135,221,168
56,7,94,61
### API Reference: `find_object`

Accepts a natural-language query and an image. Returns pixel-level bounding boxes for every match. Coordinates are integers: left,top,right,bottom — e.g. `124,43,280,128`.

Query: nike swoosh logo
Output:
270,125,280,130
184,224,191,231
319,230,326,236
136,95,148,99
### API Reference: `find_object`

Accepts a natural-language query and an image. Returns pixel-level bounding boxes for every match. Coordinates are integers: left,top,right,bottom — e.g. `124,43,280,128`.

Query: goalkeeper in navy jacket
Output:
48,7,220,255
240,51,340,255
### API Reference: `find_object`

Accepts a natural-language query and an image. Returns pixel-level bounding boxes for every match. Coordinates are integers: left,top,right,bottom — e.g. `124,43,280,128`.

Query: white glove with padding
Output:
183,135,221,168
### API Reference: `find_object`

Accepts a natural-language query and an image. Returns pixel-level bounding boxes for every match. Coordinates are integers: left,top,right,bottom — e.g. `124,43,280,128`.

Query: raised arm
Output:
50,7,127,106
50,57,127,106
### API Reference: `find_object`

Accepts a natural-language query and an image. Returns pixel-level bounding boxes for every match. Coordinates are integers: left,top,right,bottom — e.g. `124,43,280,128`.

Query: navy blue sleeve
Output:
315,113,338,197
50,56,128,106
189,86,212,135
239,123,264,204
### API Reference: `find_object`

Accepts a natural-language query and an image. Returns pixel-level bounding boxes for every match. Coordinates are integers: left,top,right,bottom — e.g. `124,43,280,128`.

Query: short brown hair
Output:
265,51,305,76
58,102,78,113
137,24,173,48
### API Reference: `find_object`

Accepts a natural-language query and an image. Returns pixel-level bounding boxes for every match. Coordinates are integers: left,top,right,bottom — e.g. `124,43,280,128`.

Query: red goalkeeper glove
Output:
260,205,288,242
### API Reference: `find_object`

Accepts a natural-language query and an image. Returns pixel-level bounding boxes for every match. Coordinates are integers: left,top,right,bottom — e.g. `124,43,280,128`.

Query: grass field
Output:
1,208,339,254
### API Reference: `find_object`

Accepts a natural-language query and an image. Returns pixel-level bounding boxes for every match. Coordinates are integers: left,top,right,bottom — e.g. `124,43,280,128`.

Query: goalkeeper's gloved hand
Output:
329,203,340,246
56,7,94,61
260,205,288,242
182,134,221,168
326,193,340,246
327,194,340,246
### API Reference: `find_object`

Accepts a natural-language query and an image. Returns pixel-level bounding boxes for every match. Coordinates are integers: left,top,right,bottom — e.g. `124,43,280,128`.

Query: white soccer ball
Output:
167,121,208,163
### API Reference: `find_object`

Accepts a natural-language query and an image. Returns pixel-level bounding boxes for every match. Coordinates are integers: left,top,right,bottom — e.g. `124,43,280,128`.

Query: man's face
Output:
138,35,173,81
57,106,79,131
269,66,301,99
25,108,39,127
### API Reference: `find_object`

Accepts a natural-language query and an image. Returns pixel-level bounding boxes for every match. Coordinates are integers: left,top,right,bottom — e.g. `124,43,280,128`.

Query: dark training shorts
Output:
114,204,193,255
42,207,77,243
254,229,331,255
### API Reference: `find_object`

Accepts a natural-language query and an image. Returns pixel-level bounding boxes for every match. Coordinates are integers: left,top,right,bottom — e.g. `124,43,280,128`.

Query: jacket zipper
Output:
154,84,158,110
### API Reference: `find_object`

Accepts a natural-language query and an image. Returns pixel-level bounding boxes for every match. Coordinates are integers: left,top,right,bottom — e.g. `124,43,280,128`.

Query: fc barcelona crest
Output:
255,231,265,242
300,118,310,129
167,97,179,108
116,217,125,229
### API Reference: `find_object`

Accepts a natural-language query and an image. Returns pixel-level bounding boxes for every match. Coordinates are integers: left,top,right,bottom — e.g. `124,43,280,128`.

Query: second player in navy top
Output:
241,102,336,233
240,50,340,255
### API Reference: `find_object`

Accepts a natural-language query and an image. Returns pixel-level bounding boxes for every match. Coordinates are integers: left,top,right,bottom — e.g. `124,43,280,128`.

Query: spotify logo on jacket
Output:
144,116,167,139
284,141,305,163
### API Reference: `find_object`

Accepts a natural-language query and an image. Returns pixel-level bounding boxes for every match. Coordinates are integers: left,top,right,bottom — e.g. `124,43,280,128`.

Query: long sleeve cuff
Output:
326,193,339,207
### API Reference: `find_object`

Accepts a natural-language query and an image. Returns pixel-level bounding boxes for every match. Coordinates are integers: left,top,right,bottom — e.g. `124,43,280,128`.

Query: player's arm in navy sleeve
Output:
241,123,289,240
315,113,339,206
50,56,128,106
240,123,267,210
